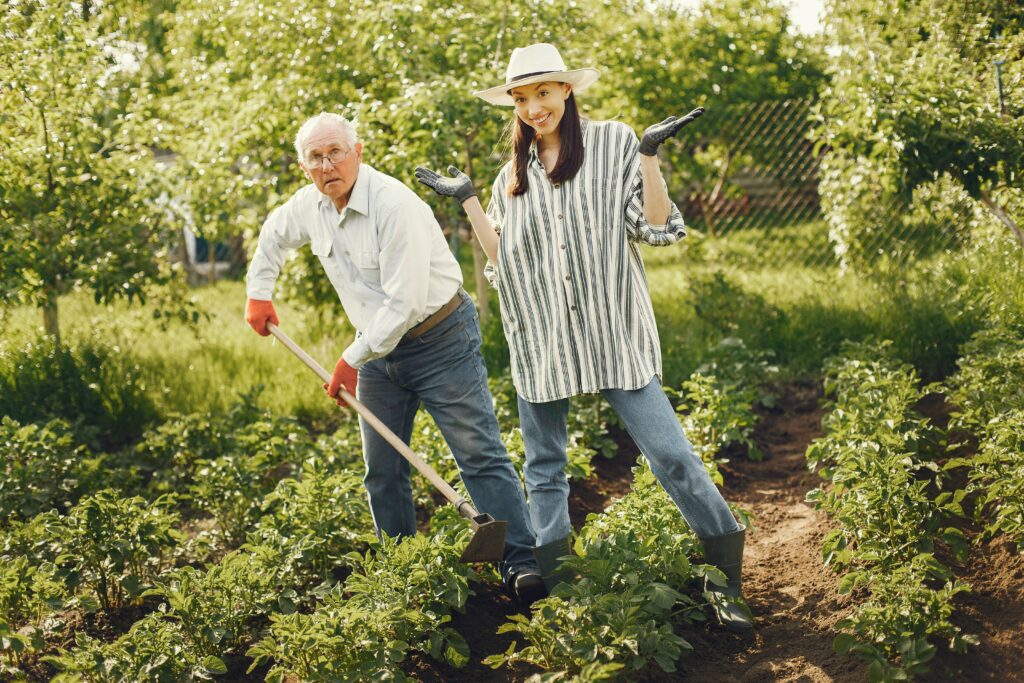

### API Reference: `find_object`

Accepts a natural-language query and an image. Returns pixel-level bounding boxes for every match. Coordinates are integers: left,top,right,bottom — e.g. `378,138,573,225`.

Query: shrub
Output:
0,417,103,524
0,336,159,449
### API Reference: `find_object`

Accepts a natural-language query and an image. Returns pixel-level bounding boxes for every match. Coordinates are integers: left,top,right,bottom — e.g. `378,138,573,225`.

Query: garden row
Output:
806,320,1024,681
1,335,774,680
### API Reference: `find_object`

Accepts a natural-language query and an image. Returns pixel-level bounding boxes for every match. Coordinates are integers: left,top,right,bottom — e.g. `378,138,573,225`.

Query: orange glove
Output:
245,298,279,336
324,356,358,407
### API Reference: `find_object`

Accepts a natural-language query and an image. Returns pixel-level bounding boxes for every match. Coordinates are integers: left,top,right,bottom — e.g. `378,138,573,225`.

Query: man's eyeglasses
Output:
306,147,353,169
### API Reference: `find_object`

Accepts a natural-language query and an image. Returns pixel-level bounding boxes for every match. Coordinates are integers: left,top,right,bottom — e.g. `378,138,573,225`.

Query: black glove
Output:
414,165,477,203
639,107,705,156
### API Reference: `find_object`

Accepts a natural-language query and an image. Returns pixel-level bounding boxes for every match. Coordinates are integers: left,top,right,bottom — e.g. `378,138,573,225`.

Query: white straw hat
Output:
474,43,600,106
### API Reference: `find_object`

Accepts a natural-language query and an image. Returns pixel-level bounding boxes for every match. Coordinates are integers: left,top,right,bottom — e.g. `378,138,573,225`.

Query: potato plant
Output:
807,347,976,680
944,326,1024,550
248,462,373,582
0,557,66,673
485,461,722,679
0,417,102,524
248,531,473,681
48,490,182,611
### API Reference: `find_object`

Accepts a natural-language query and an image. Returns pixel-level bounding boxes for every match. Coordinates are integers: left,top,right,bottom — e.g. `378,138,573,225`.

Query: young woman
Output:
415,43,752,631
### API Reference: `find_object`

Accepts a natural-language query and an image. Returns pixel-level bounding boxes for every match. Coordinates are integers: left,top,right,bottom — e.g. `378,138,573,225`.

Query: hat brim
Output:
473,68,600,106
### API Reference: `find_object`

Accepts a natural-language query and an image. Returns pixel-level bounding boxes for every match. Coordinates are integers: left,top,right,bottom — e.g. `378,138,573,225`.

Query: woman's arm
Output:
415,165,499,263
461,195,499,263
640,154,672,225
638,108,704,225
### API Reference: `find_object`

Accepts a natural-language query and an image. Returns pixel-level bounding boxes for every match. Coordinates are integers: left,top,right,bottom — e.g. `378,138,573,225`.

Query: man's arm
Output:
246,198,312,300
245,196,312,334
340,198,434,368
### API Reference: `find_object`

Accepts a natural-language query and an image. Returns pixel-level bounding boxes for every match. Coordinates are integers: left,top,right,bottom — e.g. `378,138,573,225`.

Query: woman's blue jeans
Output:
357,293,537,577
518,377,741,545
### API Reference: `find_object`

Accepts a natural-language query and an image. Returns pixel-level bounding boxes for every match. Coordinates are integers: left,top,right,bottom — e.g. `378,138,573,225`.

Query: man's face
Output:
300,122,363,204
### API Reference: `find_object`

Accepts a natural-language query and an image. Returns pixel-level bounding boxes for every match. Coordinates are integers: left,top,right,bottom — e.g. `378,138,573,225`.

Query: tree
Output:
163,0,588,321
816,0,1024,262
586,0,828,233
0,1,172,343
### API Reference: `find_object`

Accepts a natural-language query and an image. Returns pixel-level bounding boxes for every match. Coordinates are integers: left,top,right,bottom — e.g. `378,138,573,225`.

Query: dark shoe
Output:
700,524,754,633
533,536,573,593
504,569,547,607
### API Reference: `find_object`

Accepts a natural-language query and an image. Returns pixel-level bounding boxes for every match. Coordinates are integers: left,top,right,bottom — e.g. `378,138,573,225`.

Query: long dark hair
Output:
507,91,584,197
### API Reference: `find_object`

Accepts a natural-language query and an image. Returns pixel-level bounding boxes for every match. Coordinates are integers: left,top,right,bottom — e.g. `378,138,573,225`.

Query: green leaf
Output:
201,655,228,675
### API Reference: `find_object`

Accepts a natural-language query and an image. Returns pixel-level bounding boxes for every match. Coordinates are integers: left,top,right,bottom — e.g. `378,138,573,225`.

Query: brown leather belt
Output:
403,289,465,341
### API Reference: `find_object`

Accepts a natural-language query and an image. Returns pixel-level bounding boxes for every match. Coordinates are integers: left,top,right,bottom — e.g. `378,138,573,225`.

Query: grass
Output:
3,223,1020,447
0,281,352,430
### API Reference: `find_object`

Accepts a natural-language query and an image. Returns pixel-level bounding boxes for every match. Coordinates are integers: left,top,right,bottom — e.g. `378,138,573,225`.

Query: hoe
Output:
266,323,508,563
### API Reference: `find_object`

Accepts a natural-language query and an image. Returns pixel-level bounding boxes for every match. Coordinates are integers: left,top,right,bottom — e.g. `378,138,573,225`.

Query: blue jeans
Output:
356,293,537,577
518,377,741,545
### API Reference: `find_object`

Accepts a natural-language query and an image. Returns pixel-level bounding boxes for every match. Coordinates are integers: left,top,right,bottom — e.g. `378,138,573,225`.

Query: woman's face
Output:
510,81,573,136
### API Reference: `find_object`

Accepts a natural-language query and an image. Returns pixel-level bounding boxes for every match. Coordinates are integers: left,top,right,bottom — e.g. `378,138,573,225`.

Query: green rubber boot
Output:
701,525,754,633
533,536,573,594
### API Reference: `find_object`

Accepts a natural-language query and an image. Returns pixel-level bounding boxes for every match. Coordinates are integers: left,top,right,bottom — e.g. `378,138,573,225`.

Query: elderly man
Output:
244,113,544,605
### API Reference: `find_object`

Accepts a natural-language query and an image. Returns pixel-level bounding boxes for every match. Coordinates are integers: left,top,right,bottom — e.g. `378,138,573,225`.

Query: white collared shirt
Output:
246,163,462,367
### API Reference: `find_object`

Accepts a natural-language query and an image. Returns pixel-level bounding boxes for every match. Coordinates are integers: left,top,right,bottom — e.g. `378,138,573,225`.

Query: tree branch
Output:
979,190,1024,248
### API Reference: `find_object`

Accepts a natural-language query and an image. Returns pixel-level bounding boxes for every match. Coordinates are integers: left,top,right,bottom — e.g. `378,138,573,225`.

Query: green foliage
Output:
0,557,65,671
588,0,826,208
944,325,1024,549
0,2,177,341
248,462,374,581
0,336,160,450
816,0,1024,262
832,554,974,683
486,461,712,679
818,154,978,271
945,325,1024,433
687,269,787,342
0,417,103,524
676,373,762,466
47,490,182,611
152,544,297,660
807,347,975,679
135,387,317,543
248,531,473,681
46,611,219,683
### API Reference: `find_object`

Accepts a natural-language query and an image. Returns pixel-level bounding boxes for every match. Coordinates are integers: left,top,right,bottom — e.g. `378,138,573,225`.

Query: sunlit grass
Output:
1,281,352,425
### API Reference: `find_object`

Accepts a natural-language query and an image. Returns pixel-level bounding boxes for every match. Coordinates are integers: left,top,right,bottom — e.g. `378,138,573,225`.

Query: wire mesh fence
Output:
677,98,976,271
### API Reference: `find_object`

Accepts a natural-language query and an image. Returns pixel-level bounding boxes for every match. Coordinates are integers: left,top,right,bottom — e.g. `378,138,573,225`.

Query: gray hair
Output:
294,113,358,164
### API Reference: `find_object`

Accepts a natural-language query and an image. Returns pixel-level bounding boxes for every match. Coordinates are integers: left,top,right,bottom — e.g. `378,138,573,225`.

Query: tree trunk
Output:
979,191,1024,247
697,190,717,237
42,296,60,346
207,238,217,285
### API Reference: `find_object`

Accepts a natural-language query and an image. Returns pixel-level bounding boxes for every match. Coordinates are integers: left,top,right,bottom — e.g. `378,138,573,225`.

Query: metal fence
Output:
677,98,976,271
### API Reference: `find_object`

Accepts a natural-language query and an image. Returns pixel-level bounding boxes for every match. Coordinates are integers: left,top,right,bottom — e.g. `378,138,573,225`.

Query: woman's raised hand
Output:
414,165,478,203
639,107,705,156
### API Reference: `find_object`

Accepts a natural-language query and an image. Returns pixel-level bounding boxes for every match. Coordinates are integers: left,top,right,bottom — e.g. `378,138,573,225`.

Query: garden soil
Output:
405,381,1024,682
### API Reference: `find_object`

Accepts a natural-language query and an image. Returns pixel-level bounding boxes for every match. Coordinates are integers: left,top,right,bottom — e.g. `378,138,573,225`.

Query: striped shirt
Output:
485,119,686,403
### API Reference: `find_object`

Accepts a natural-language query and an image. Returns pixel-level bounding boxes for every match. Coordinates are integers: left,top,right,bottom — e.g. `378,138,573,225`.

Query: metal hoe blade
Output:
459,513,508,563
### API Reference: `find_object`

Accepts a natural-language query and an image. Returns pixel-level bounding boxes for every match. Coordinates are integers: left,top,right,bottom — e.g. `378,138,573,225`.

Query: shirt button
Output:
560,244,566,250
571,305,577,311
564,275,570,281
558,214,563,219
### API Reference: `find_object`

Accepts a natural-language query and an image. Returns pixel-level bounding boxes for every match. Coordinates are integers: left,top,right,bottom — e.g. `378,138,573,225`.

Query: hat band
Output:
507,70,556,85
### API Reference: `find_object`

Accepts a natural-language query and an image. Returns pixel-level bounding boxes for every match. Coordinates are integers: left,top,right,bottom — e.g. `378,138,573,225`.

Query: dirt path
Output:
407,381,1024,682
670,381,868,682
